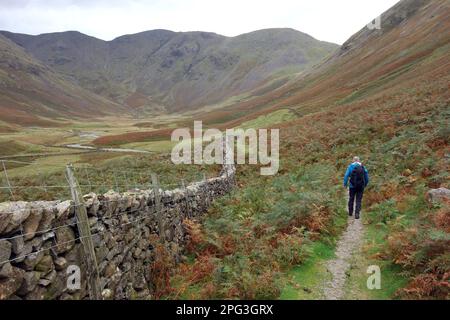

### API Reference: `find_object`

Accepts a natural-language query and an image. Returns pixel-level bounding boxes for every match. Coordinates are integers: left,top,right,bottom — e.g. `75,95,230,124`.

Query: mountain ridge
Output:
0,28,338,114
192,0,449,128
0,34,126,127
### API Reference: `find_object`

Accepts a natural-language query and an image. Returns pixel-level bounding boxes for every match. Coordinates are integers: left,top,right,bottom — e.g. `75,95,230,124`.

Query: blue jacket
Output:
344,163,369,189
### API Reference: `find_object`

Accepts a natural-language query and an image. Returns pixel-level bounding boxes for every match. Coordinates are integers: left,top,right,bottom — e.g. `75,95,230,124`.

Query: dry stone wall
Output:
0,164,235,300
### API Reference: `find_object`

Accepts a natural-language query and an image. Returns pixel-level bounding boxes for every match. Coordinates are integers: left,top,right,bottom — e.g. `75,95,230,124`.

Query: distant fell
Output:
0,28,338,113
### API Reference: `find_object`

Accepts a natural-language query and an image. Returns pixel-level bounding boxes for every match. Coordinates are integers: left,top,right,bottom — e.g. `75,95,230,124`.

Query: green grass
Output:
122,140,177,153
343,252,408,300
279,197,348,300
1,66,448,300
239,109,296,129
280,241,335,300
165,162,351,300
0,152,221,202
342,218,409,300
342,190,432,300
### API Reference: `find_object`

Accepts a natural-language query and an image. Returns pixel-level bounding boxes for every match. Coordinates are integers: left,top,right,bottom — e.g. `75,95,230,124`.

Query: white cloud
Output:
0,0,400,44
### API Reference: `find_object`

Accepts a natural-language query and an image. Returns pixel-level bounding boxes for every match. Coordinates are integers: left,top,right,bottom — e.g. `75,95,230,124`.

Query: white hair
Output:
353,156,361,163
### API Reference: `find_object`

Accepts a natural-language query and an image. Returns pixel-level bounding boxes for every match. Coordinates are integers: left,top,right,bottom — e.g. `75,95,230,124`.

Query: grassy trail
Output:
280,218,366,300
279,241,334,300
342,214,409,300
323,217,364,299
280,198,348,300
281,201,408,300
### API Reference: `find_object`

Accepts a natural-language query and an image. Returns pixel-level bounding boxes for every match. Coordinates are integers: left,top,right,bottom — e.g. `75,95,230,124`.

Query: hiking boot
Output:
355,213,360,220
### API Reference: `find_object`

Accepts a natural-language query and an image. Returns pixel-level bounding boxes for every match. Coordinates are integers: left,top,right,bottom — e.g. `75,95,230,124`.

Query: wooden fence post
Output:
202,173,211,208
66,164,102,300
1,160,15,200
181,179,192,219
151,173,165,243
223,134,236,190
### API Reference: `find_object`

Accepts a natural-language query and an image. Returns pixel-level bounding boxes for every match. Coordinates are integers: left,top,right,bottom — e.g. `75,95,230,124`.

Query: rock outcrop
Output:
426,188,450,204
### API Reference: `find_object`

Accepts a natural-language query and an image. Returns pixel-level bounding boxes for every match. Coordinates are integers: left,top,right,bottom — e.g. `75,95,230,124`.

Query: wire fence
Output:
0,175,214,266
0,157,221,264
0,140,236,300
0,159,218,202
0,202,156,266
0,166,228,302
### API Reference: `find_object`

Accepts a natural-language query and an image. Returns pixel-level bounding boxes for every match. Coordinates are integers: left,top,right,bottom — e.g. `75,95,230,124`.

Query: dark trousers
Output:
348,188,364,216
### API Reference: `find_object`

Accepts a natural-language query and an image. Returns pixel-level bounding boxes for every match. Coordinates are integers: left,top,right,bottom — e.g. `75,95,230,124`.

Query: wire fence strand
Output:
0,160,223,267
0,212,155,266
0,177,207,246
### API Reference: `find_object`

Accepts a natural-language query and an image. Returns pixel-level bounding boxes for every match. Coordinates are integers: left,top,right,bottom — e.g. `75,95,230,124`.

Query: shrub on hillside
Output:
385,199,450,299
168,164,339,299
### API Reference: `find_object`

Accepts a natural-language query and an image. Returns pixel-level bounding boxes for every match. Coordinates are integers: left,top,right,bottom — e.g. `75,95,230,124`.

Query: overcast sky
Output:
0,0,399,44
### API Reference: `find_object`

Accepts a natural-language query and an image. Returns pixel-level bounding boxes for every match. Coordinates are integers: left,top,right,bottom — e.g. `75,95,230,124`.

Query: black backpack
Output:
350,165,366,190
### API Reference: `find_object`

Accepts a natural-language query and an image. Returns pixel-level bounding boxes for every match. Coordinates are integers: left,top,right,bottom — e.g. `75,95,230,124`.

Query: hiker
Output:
344,156,369,219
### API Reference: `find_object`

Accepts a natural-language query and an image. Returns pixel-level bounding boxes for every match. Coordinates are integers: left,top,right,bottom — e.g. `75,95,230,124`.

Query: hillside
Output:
0,28,337,112
193,0,449,127
0,0,448,301
163,0,450,300
0,34,125,126
93,0,449,146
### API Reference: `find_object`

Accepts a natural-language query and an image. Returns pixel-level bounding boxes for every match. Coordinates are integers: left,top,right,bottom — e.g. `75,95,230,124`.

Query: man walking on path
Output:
344,156,369,220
